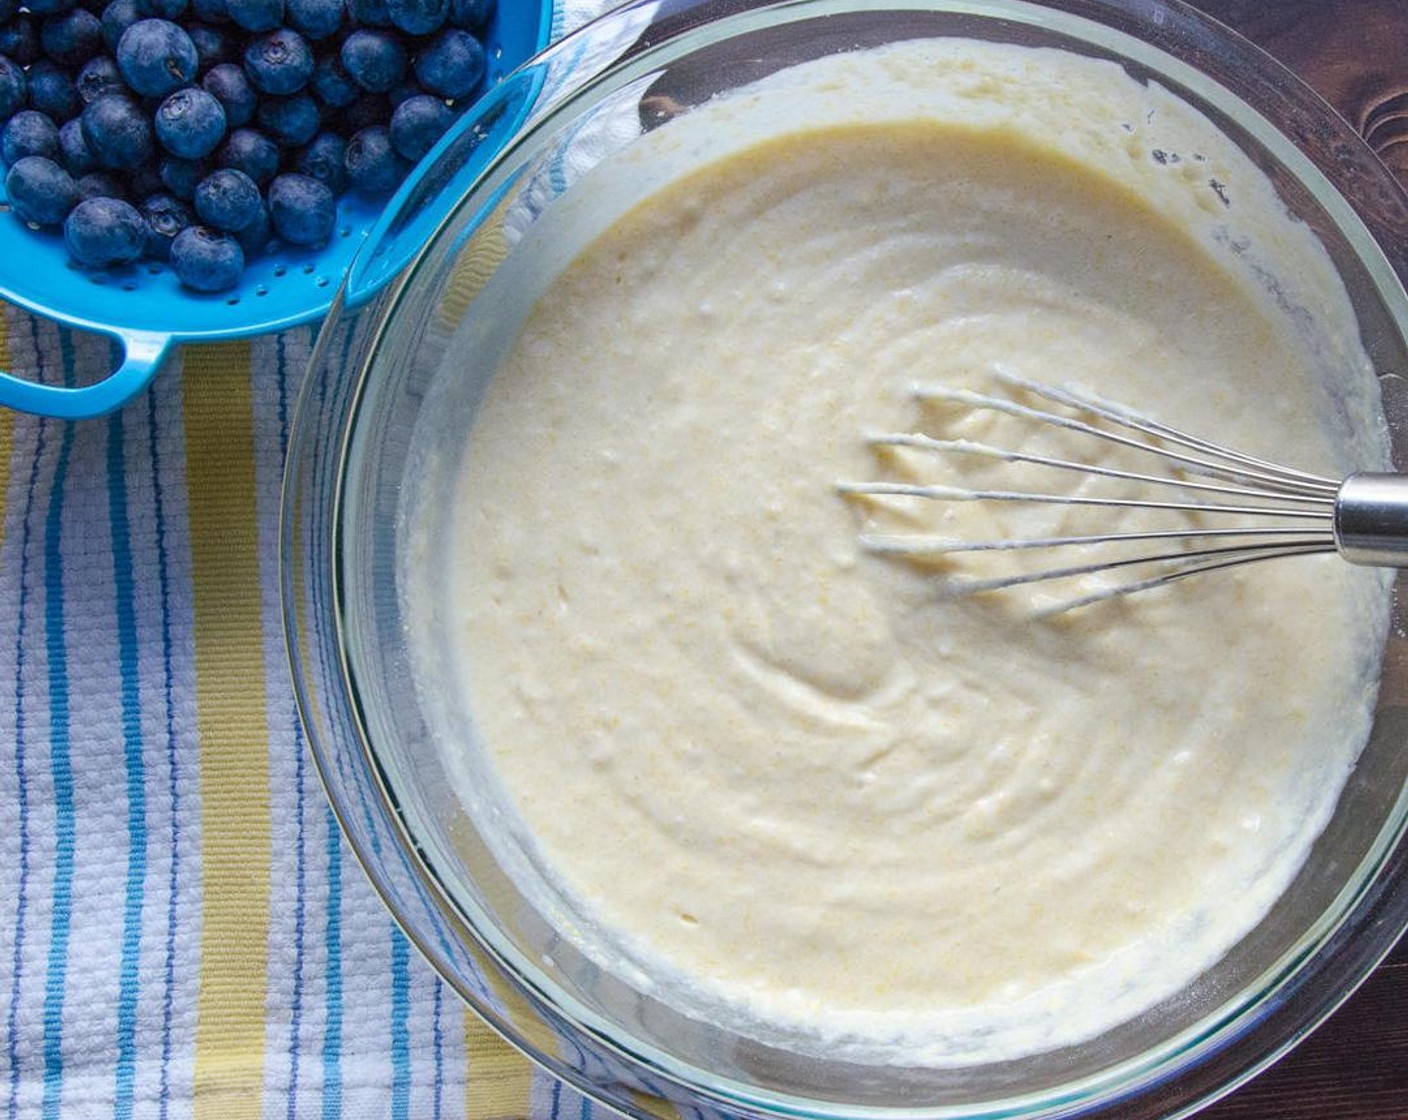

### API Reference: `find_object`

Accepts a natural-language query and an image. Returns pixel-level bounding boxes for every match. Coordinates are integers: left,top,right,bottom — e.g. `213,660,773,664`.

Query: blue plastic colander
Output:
0,0,551,420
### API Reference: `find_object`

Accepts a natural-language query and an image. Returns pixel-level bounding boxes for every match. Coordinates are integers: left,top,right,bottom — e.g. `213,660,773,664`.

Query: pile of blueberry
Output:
0,0,493,292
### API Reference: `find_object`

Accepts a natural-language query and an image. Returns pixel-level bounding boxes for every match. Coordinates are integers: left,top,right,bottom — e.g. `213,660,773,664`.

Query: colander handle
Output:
344,65,548,308
0,328,173,420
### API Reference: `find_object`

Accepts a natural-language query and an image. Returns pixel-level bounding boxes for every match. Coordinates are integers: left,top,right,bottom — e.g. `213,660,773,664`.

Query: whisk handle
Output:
1334,473,1408,567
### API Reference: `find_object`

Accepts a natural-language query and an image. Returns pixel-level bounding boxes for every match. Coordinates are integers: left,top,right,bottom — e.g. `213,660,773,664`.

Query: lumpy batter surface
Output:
408,42,1388,1064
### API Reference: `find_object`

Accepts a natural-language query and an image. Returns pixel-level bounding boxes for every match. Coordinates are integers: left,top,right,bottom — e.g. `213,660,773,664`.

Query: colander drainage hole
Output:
121,282,135,291
339,227,350,238
255,285,268,296
301,264,314,274
146,264,161,275
273,265,287,277
226,296,240,305
315,276,328,287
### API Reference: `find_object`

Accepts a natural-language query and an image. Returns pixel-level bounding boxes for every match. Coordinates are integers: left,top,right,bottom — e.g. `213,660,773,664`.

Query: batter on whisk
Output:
404,38,1390,1064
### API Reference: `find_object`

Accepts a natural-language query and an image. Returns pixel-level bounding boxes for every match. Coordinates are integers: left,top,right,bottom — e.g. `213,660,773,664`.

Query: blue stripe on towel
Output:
286,715,308,1120
314,320,482,1001
41,333,77,1120
316,338,346,1120
109,402,149,1120
316,323,489,1003
321,807,344,1120
279,338,313,1120
7,403,45,1120
431,980,444,1120
146,386,180,1120
314,327,464,982
316,327,390,864
391,928,412,1120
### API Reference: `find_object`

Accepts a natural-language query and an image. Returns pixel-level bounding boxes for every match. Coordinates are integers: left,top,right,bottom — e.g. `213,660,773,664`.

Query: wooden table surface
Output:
1158,3,1408,1117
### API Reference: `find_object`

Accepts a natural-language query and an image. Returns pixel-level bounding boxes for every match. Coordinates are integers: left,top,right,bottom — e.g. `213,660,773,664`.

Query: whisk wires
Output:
839,368,1343,613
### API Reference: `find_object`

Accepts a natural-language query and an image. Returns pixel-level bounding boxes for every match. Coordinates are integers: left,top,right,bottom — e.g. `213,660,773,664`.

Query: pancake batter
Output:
403,40,1389,1065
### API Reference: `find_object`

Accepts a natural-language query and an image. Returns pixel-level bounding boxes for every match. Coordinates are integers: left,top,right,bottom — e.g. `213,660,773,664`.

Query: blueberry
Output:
386,77,420,106
26,0,77,16
192,165,260,229
75,168,123,198
294,128,342,191
225,0,282,33
335,90,385,131
169,223,241,289
129,158,162,196
266,170,331,245
286,0,340,39
0,15,40,66
81,93,153,167
157,152,206,196
40,8,102,66
190,0,228,21
26,59,82,121
309,50,355,107
76,54,124,102
231,196,266,253
388,93,449,160
254,90,317,145
155,85,225,157
385,0,443,35
58,117,96,173
216,124,277,183
100,0,146,39
412,28,482,99
339,28,404,93
243,26,312,94
188,22,230,72
64,193,144,264
346,0,389,27
5,155,77,225
138,190,188,257
4,110,62,162
343,123,405,195
116,18,196,97
135,0,187,18
446,0,489,29
201,61,255,126
0,53,24,120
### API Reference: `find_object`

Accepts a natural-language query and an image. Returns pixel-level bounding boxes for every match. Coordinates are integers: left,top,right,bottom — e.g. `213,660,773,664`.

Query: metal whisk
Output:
838,368,1408,612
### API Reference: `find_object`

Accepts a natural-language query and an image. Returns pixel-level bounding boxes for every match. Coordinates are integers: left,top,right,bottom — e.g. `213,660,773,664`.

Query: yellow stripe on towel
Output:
182,341,272,1120
630,1089,683,1120
438,200,511,330
465,1009,535,1120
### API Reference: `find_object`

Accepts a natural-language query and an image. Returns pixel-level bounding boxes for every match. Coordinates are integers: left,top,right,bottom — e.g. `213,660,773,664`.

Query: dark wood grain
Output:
1199,0,1408,183
1176,3,1408,1116
1198,941,1408,1119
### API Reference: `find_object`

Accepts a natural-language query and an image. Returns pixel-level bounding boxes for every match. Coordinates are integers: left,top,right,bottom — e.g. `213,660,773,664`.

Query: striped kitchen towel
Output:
0,2,626,1116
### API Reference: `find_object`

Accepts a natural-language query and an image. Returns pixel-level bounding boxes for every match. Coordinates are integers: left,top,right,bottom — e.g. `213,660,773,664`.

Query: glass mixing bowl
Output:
281,1,1408,1117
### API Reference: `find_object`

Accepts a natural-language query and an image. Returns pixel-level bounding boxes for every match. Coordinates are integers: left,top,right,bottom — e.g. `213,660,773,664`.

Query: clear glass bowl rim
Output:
283,2,1408,1119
